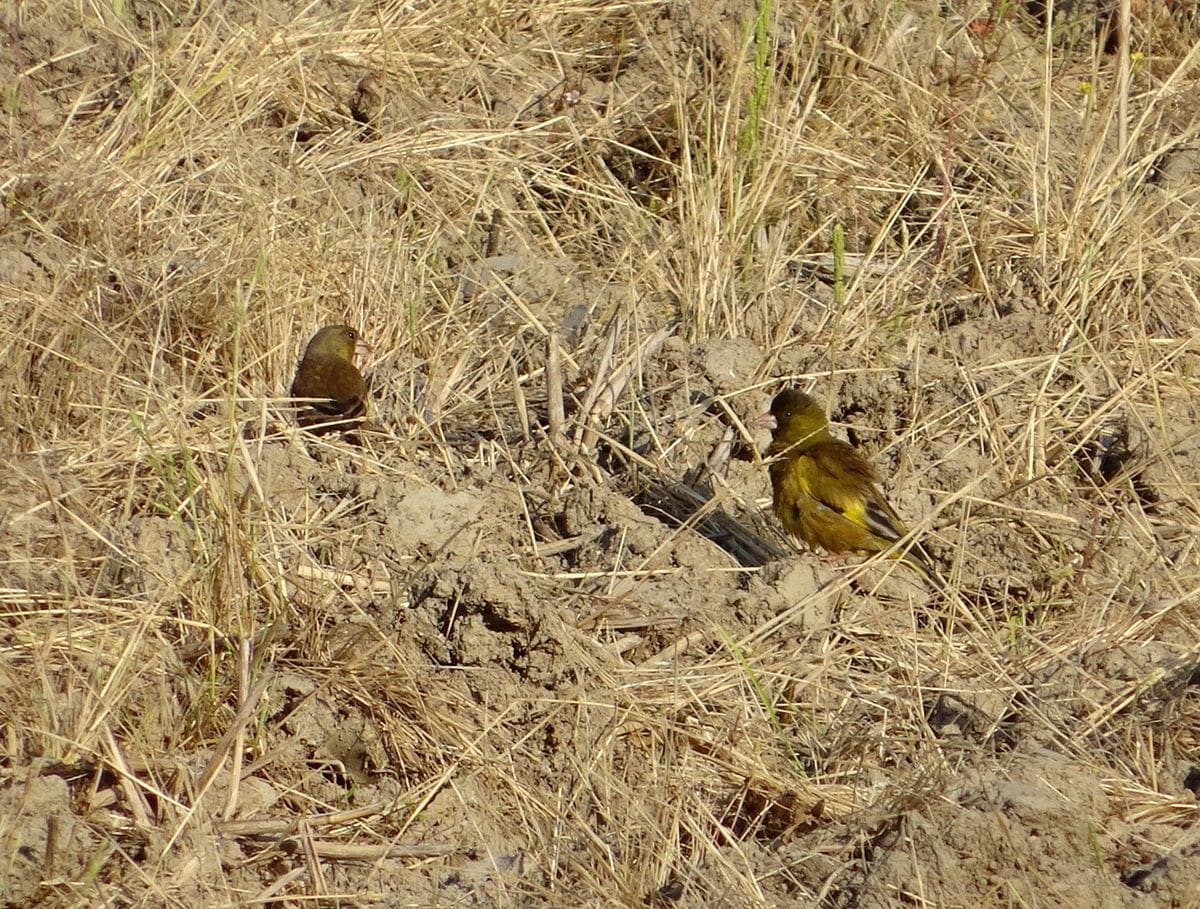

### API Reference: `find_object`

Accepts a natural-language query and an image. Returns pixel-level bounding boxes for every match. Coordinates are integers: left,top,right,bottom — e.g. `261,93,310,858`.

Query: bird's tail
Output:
891,539,943,588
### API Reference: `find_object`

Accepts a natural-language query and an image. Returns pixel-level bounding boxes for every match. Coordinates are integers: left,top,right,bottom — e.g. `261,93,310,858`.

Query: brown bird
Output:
290,325,368,434
762,388,935,578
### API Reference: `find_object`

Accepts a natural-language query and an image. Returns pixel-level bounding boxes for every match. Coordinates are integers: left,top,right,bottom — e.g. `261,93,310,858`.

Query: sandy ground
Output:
3,0,1200,906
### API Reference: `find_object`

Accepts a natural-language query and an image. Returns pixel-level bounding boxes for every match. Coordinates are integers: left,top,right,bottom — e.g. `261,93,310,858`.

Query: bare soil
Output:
3,0,1200,906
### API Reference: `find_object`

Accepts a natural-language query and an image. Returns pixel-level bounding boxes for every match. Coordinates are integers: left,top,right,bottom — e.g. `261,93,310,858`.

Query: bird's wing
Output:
801,443,908,544
291,359,367,424
309,394,366,421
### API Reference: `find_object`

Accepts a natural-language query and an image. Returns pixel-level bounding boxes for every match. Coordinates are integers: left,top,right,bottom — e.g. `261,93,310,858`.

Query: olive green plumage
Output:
765,388,935,578
290,325,367,434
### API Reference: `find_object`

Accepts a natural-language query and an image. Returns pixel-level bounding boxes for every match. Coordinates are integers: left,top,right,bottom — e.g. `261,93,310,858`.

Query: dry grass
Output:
3,0,1200,906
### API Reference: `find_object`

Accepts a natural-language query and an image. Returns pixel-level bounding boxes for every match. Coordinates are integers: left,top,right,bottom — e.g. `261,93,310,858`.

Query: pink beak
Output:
754,410,777,432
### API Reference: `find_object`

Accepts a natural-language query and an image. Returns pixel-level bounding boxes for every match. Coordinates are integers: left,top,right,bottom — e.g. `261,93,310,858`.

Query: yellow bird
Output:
290,325,368,434
762,388,935,578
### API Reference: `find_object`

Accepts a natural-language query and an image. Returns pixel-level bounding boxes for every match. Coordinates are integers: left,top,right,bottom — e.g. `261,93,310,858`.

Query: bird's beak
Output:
356,339,375,358
754,411,777,432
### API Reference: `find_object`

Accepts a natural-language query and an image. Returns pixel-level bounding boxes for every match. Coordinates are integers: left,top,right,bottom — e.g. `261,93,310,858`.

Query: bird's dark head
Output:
303,324,361,363
766,388,831,450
